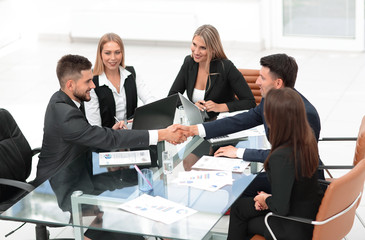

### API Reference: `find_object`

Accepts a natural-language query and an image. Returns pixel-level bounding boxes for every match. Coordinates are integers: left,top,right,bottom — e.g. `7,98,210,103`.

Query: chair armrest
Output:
0,178,35,192
267,212,313,225
264,212,314,240
319,137,357,141
31,147,41,156
318,165,353,170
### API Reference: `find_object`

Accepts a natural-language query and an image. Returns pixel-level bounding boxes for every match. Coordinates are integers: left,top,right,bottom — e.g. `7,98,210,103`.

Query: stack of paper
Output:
119,194,196,224
191,155,250,173
176,170,233,192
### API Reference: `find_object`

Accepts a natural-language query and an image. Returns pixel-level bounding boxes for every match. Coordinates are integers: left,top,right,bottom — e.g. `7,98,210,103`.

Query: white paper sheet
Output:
175,170,233,192
119,194,197,224
191,155,250,173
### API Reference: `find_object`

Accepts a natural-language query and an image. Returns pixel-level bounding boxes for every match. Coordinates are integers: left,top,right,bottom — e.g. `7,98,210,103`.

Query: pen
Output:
134,165,153,189
114,116,127,129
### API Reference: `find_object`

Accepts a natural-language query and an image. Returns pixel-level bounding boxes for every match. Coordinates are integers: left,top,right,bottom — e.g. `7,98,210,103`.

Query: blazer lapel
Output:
205,60,219,98
187,62,198,100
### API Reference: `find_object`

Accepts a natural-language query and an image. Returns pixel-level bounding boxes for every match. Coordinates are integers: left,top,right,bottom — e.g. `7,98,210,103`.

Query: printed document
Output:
119,194,197,224
175,170,233,192
99,150,151,167
192,155,250,173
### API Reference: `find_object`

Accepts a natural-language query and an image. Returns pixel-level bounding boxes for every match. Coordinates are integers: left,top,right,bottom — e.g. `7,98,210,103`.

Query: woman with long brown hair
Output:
227,88,323,240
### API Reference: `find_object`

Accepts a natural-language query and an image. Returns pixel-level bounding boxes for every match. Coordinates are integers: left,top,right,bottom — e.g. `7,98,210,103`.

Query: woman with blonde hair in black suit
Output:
168,24,255,120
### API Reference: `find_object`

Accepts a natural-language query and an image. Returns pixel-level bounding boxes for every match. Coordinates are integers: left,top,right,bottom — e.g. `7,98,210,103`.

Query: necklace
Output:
110,77,120,90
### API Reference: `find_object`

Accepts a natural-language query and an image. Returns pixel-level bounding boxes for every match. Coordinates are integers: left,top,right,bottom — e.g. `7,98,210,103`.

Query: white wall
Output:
34,0,265,50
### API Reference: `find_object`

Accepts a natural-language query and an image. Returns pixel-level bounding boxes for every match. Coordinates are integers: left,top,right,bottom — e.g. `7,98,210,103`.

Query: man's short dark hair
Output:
56,54,92,88
260,53,298,88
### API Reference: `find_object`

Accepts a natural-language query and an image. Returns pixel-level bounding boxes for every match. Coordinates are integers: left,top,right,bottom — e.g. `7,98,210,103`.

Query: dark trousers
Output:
227,197,268,240
228,197,314,240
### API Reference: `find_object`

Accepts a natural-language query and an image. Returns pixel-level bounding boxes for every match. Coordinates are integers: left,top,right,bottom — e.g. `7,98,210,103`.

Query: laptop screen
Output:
132,94,178,130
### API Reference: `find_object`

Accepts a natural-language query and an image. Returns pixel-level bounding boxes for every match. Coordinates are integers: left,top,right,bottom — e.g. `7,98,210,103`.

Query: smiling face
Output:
191,35,208,65
256,66,283,98
72,69,95,102
101,41,122,72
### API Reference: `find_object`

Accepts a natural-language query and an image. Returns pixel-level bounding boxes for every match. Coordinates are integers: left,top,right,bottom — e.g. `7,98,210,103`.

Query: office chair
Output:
0,108,73,240
238,69,262,105
318,115,365,176
253,158,365,240
0,108,38,211
318,115,365,228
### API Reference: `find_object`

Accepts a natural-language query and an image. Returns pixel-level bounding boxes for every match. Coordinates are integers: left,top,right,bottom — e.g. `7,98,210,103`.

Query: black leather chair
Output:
0,108,73,240
0,108,38,211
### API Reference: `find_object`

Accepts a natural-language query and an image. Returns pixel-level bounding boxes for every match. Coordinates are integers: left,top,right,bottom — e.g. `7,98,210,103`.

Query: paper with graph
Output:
191,155,249,173
119,194,197,224
175,170,233,191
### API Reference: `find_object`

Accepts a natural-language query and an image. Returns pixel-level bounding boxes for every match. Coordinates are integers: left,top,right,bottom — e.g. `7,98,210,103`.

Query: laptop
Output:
178,93,205,125
177,93,248,147
132,94,178,130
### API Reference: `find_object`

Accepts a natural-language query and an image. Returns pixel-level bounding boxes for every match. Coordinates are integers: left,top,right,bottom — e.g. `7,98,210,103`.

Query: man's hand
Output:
171,124,199,137
157,124,191,145
214,145,238,158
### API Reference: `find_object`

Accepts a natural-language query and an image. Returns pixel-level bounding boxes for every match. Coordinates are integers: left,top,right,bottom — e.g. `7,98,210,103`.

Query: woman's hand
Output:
254,191,271,211
214,145,238,158
196,100,228,113
195,100,206,111
112,120,128,130
204,100,228,112
254,200,264,211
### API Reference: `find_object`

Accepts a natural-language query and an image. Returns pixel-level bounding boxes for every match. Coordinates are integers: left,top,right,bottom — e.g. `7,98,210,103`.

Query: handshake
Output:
157,124,199,145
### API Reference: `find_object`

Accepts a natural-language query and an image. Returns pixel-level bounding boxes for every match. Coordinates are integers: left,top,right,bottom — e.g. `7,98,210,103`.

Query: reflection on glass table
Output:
1,135,268,240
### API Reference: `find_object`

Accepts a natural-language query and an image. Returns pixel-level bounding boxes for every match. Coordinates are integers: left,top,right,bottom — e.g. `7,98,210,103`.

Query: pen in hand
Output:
114,116,127,129
197,101,206,111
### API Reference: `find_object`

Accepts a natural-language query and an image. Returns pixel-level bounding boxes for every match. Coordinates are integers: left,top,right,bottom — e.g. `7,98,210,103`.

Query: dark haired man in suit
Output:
34,54,189,187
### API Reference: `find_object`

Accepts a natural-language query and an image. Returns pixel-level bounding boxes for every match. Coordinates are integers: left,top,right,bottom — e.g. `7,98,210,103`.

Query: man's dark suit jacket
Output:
34,90,150,186
168,55,256,119
203,89,321,163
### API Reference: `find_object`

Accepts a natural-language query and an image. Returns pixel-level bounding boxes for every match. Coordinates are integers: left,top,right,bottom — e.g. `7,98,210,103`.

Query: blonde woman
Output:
168,24,255,120
85,33,156,127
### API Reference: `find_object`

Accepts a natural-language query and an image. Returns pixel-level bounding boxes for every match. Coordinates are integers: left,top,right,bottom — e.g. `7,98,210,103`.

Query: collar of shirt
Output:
99,66,131,92
72,99,81,108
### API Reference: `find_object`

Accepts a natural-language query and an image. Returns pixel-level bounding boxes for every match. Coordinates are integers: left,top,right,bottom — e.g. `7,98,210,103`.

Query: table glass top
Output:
1,135,269,239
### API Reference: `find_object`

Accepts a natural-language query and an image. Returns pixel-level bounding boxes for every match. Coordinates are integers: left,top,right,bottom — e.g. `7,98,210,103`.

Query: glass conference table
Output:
1,135,269,240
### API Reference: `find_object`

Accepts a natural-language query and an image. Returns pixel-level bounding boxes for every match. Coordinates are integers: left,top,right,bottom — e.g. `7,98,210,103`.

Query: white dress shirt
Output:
84,66,158,145
85,66,156,126
192,88,205,103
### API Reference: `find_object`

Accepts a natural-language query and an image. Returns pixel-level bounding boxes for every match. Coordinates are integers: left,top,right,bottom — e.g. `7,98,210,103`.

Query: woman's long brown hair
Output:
263,88,318,179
